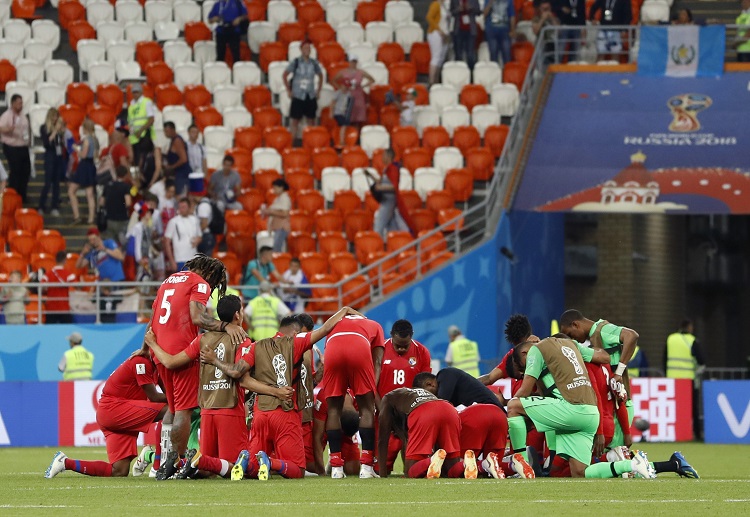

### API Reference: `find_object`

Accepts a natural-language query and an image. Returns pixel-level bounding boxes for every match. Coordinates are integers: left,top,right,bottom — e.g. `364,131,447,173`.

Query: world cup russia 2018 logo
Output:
667,93,712,132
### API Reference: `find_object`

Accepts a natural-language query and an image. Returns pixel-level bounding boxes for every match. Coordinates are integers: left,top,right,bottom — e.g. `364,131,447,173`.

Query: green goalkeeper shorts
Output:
521,396,599,466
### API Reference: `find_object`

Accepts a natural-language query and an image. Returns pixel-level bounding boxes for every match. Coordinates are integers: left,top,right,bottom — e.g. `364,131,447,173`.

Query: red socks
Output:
328,452,344,468
269,458,303,479
548,454,571,478
360,450,374,467
446,461,465,478
407,458,431,478
197,455,223,475
64,459,112,477
153,422,162,470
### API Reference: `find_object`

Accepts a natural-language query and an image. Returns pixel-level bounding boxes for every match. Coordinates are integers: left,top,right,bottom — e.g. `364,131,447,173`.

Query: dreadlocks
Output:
185,254,227,298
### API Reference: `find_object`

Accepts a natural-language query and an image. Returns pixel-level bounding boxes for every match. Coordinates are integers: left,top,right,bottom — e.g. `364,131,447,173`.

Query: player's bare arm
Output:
200,348,251,379
308,306,365,343
480,366,506,386
189,300,247,345
514,373,538,399
237,372,294,400
144,329,192,370
312,418,327,475
616,327,639,381
141,383,168,404
376,396,394,477
372,346,384,391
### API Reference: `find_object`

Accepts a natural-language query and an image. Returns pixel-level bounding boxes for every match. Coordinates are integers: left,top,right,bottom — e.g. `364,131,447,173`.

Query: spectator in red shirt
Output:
42,251,77,324
101,125,132,171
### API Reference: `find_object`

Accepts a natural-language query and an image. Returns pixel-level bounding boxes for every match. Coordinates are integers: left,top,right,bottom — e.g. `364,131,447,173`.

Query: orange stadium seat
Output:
452,125,481,157
184,21,212,47
402,83,428,106
243,85,272,113
298,3,326,28
341,274,369,307
8,230,35,259
388,61,417,92
386,230,413,253
227,147,253,174
444,168,474,202
363,191,380,213
333,190,363,218
0,252,27,276
26,294,45,324
503,62,528,92
428,249,455,271
344,209,373,241
365,251,398,279
395,249,419,280
226,232,256,265
66,82,95,109
391,126,420,160
438,208,464,232
289,209,314,233
154,83,183,111
64,252,83,277
381,272,406,295
87,104,116,133
215,251,243,284
409,208,437,234
136,41,164,70
329,250,358,279
67,20,95,51
512,41,535,64
379,105,401,132
323,61,348,86
36,230,67,256
285,170,314,194
225,209,255,235
145,61,174,88
271,252,292,274
246,0,267,21
418,229,448,255
311,147,339,180
521,0,535,20
296,189,325,215
377,42,405,68
0,60,16,93
259,42,287,73
425,189,455,214
409,42,431,75
314,209,344,234
194,106,223,132
309,273,339,316
183,84,212,115
369,85,391,112
263,126,293,153
278,22,306,46
400,189,423,212
484,124,509,159
252,106,282,131
422,126,451,158
341,146,369,174
299,251,328,277
58,0,85,30
235,126,264,151
354,230,384,264
288,231,317,257
15,208,43,236
356,0,383,25
282,148,311,171
402,147,431,174
319,232,348,259
317,42,346,69
238,188,264,213
254,209,267,231
30,252,56,272
466,146,495,181
237,170,253,190
459,84,489,113
303,126,331,152
96,84,124,114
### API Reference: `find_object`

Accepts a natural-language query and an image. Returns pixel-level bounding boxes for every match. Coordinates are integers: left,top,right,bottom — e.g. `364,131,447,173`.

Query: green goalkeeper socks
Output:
187,408,201,451
585,460,632,478
508,416,529,461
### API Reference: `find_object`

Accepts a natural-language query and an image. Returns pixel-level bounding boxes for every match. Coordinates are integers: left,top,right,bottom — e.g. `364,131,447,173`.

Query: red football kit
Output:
312,384,361,464
377,338,432,397
321,316,385,398
458,403,508,457
96,356,166,464
150,271,211,412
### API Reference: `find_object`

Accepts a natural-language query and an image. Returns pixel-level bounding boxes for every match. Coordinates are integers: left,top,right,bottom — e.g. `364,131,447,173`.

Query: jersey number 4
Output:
393,369,405,385
158,289,175,324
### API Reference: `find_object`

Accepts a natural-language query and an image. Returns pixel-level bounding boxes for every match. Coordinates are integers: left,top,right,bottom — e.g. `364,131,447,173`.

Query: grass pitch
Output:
2,443,749,516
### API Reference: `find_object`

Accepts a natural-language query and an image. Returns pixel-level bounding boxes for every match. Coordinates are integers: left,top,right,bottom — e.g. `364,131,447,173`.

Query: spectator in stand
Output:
242,245,283,299
243,280,291,340
589,0,631,60
0,270,27,324
0,94,32,202
736,0,750,62
451,0,481,70
100,166,133,245
38,107,67,217
373,149,412,238
280,257,310,312
532,0,560,63
426,0,451,85
284,40,324,143
208,0,248,64
77,227,126,282
140,145,162,193
186,124,207,176
127,205,158,282
163,197,201,272
68,119,99,226
98,123,133,189
163,122,191,197
208,154,242,212
262,178,291,252
553,0,586,62
42,251,77,324
333,56,375,144
195,190,216,255
484,0,516,65
127,83,155,171
672,7,693,24
150,177,177,222
394,88,417,127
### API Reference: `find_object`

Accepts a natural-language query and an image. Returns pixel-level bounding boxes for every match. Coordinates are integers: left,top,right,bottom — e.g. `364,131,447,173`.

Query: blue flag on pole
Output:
638,25,725,77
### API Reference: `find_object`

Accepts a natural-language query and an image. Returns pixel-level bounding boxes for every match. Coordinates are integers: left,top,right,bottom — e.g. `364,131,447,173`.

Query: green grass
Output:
1,443,749,516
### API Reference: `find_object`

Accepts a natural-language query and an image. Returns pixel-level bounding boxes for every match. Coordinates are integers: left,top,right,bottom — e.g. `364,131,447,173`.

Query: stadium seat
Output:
336,21,365,47
384,0,413,27
14,60,43,91
441,105,470,137
399,189,423,213
407,208,436,234
135,40,162,70
365,21,393,46
288,231,317,257
314,209,344,234
377,42,404,68
224,209,254,236
452,125,481,157
252,106,282,132
245,0,267,22
466,146,495,180
460,84,489,113
202,61,231,93
8,230,35,259
36,229,66,256
400,147,429,175
394,21,423,54
321,167,350,202
288,209,314,234
214,251,243,284
438,207,464,232
58,103,86,134
471,104,501,138
354,230,383,264
328,250,358,278
354,125,385,159
266,60,289,96
442,61,471,90
350,167,376,200
14,208,43,235
267,0,296,28
299,251,328,277
325,0,355,28
263,125,293,153
203,125,233,150
153,82,182,110
252,147,282,173
173,0,201,30
30,252,56,273
407,40,430,74
356,1,384,26
226,231,256,265
386,230,413,253
184,20,211,47
443,167,474,203
304,126,332,152
0,59,16,92
0,251,26,276
296,189,325,215
428,83,458,115
247,20,275,54
483,124,509,158
503,62,528,93
413,167,443,201
87,103,116,132
317,41,347,71
308,272,340,316
181,84,210,115
376,104,398,132
389,126,418,160
281,147,311,172
298,1,326,28
333,189,362,218
59,0,86,30
212,84,242,112
433,146,464,177
511,41,535,64
193,105,222,132
271,252,291,274
3,19,32,43
238,188,264,214
234,126,263,152
344,209,373,241
87,61,117,89
144,61,173,87
124,21,153,44
388,61,416,93
425,189,455,214
233,61,262,89
306,23,334,48
68,20,96,51
421,126,450,158
285,169,314,194
491,83,520,117
473,61,502,92
340,146,369,174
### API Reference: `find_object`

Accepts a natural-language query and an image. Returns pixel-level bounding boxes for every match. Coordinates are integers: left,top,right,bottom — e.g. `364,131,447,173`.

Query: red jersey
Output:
328,316,385,351
100,356,159,401
101,143,128,168
313,384,357,422
42,266,76,312
377,339,432,397
150,271,211,359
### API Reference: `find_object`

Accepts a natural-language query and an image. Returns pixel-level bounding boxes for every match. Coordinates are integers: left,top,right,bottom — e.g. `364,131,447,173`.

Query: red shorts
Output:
303,421,314,466
405,401,460,460
459,404,508,456
320,336,376,398
96,397,165,464
200,413,249,462
249,408,305,468
157,361,199,413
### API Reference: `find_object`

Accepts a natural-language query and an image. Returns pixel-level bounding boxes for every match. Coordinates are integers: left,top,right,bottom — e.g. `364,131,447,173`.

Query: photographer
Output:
208,0,248,64
76,227,126,282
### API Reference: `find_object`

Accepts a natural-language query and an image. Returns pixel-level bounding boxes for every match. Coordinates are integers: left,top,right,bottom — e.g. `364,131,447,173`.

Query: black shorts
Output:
290,97,318,120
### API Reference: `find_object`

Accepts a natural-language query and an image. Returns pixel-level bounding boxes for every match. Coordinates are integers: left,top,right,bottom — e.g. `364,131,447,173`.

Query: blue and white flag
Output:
638,25,725,77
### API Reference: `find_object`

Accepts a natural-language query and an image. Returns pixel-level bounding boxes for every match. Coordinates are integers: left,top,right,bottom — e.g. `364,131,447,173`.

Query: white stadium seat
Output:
86,1,115,25
15,59,44,90
0,39,23,64
267,0,296,28
359,124,389,158
347,42,375,65
144,0,173,29
96,21,125,44
351,167,378,200
94,124,110,149
29,103,50,139
252,147,282,172
641,0,670,23
277,88,290,117
471,104,501,137
31,20,61,50
212,84,242,112
320,166,351,202
0,2,9,24
174,62,202,88
414,105,440,137
441,104,470,137
205,146,223,169
45,60,74,88
222,106,253,131
125,21,153,43
203,61,232,93
361,61,388,85
336,21,364,48
173,0,201,30
491,83,519,117
267,60,289,95
365,21,393,46
87,61,117,88
433,146,464,177
325,1,355,29
24,39,53,63
203,125,234,150
288,40,318,61
399,167,413,191
441,61,471,89
3,19,31,43
5,81,33,114
515,21,535,43
154,21,179,41
193,40,217,66
247,21,275,54
116,0,144,24
115,60,141,81
317,83,336,115
413,167,443,201
428,83,458,115
394,21,422,54
107,39,135,63
162,105,192,132
202,0,216,23
472,61,502,92
232,61,262,88
164,39,191,68
384,0,413,29
36,82,65,107
77,39,106,74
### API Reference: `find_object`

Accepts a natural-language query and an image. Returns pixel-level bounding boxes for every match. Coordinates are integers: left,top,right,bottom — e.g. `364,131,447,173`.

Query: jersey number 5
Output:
159,289,176,324
393,369,405,385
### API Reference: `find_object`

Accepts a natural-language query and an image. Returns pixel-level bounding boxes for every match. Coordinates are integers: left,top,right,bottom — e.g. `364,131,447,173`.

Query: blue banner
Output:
703,380,750,444
638,26,725,78
0,324,147,381
0,382,59,446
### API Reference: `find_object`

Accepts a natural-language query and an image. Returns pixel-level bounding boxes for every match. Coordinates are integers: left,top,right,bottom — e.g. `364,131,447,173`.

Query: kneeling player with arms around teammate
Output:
312,384,361,476
46,343,168,478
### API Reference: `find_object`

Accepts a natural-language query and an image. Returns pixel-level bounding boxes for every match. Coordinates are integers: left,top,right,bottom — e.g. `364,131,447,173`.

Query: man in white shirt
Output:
280,257,311,312
194,191,215,255
163,197,201,272
396,88,417,127
186,124,207,174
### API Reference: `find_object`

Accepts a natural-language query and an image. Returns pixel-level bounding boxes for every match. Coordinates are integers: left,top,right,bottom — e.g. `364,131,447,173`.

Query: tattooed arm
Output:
200,348,251,379
190,300,247,345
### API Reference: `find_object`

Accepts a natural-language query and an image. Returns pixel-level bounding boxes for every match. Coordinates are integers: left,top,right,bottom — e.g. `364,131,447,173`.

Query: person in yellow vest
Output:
444,325,481,377
58,332,95,380
127,84,155,172
664,319,705,380
207,272,243,320
243,281,291,341
736,0,750,62
628,345,641,377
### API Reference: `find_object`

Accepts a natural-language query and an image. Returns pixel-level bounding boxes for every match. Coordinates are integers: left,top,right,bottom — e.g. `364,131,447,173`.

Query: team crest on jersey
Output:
197,283,208,294
408,357,417,366
136,363,146,375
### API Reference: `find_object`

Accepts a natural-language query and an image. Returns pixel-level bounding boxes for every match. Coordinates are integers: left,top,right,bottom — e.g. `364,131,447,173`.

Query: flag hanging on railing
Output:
638,25,725,77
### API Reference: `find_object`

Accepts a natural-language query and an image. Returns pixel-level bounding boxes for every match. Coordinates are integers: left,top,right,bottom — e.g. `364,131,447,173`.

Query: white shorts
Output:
428,30,448,67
